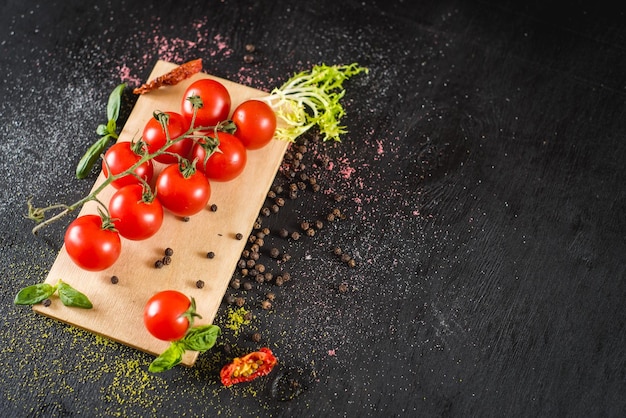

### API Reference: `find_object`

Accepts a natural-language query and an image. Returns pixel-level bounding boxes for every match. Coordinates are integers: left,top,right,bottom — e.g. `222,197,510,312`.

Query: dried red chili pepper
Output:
133,58,203,95
220,347,278,386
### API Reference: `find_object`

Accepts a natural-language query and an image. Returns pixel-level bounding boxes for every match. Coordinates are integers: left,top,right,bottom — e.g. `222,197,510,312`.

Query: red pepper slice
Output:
220,347,278,387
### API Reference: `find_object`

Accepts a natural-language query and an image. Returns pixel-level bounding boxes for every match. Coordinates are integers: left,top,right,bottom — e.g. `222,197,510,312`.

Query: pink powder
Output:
116,64,142,87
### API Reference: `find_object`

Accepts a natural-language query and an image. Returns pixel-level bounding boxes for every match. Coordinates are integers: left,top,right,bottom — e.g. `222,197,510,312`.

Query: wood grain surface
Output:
32,61,289,365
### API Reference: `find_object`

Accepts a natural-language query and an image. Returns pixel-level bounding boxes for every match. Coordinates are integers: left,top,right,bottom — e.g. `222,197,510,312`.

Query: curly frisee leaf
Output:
262,63,368,142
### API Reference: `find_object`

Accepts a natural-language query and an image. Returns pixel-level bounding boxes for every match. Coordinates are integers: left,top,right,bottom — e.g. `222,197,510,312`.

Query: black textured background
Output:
1,1,625,417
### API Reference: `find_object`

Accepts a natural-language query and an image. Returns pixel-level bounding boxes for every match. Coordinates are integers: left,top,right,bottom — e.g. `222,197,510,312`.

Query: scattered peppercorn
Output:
306,228,315,237
224,295,235,305
334,247,343,255
266,292,276,301
300,221,310,231
291,231,301,240
230,278,241,290
245,43,255,52
110,275,119,284
42,299,52,307
182,216,190,222
235,233,243,240
348,258,357,268
165,248,174,257
210,203,218,212
261,300,272,310
196,280,205,289
207,251,215,259
261,207,271,216
235,297,246,307
338,283,349,293
243,54,254,63
251,332,262,342
243,281,253,291
154,260,164,269
162,255,172,265
270,247,280,258
278,228,289,238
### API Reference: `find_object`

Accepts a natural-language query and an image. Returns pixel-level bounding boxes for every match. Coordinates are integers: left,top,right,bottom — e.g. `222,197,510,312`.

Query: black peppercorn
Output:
235,233,243,240
162,256,172,265
207,251,215,259
210,204,218,212
154,260,164,269
196,280,205,288
165,248,174,257
110,275,119,284
278,228,289,238
251,332,262,342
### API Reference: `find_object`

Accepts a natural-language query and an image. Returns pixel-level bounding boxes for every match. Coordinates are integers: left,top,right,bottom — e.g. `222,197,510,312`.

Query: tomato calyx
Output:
180,296,202,331
96,207,118,232
220,347,278,387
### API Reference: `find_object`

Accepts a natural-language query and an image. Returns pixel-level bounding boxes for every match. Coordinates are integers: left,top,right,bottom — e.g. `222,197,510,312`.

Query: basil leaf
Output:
57,282,93,309
75,134,112,179
181,324,221,352
14,283,56,305
106,119,117,138
96,124,109,136
149,342,185,373
106,83,126,122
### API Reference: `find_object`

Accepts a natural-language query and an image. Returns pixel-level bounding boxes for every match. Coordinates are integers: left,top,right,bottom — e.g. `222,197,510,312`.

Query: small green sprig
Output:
149,324,221,373
14,279,93,309
263,63,368,142
75,83,127,179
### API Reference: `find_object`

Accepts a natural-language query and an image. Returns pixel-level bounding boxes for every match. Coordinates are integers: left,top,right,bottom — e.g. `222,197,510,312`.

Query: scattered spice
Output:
210,204,218,212
235,233,244,240
206,251,215,259
196,280,205,289
251,332,261,342
110,275,119,284
164,248,174,257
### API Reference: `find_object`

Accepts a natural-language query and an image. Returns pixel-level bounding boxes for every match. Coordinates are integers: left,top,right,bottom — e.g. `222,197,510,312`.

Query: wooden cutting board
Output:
33,60,290,366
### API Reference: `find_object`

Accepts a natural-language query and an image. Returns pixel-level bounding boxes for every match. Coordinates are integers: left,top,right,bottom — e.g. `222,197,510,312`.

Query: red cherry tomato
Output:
102,141,154,189
108,184,164,241
231,99,277,149
192,132,247,182
64,214,122,271
142,111,192,164
181,79,231,128
155,163,211,217
143,290,192,341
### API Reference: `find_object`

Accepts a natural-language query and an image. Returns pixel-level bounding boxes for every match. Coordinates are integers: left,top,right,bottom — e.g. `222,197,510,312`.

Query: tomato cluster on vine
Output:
64,79,277,271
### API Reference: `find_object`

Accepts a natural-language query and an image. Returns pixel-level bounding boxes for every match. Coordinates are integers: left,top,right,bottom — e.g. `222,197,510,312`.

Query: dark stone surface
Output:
1,1,624,416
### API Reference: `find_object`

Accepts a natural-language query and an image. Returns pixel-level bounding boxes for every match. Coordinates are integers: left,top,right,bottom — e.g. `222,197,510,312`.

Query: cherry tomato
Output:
108,184,164,241
181,79,231,128
155,163,211,217
142,111,192,164
102,141,154,189
64,214,122,271
231,100,277,149
143,290,192,341
192,132,247,182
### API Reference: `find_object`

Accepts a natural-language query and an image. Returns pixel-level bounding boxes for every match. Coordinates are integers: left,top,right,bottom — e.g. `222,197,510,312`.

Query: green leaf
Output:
96,124,109,136
57,281,93,309
106,83,126,122
75,134,112,179
149,342,185,373
106,119,118,139
14,283,56,305
182,325,221,352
